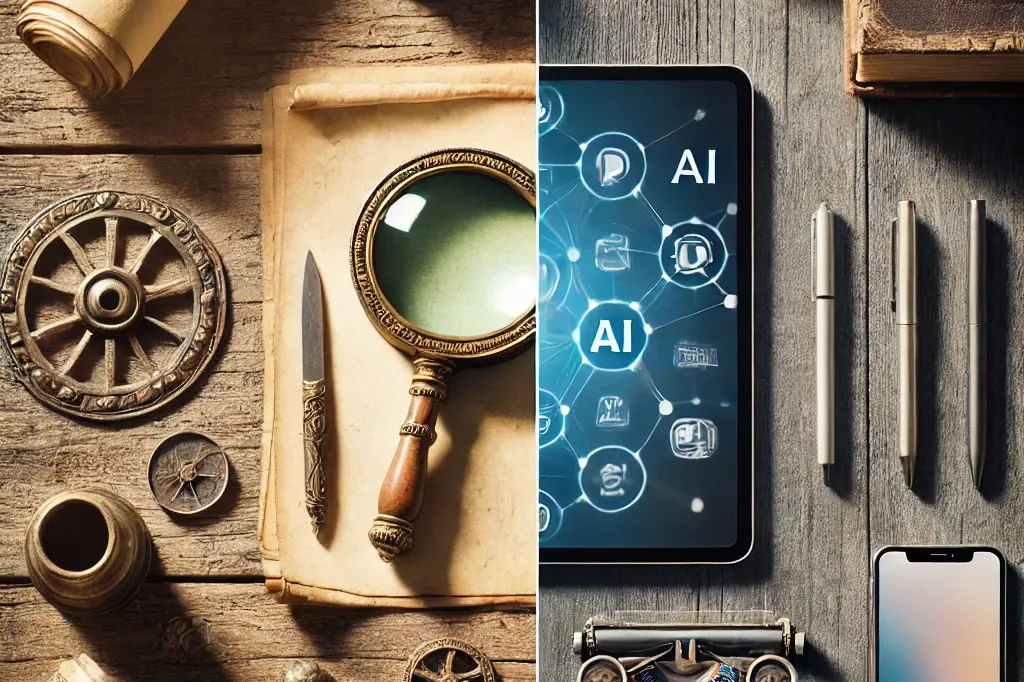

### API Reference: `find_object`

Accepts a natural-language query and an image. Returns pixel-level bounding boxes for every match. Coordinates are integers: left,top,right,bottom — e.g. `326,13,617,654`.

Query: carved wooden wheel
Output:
0,191,227,421
404,638,496,682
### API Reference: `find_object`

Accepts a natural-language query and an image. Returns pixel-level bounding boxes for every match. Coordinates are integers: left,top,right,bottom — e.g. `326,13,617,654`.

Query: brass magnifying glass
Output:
351,149,536,562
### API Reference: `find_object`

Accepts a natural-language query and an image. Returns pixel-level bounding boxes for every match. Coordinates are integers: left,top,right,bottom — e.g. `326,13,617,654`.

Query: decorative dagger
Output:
301,251,328,537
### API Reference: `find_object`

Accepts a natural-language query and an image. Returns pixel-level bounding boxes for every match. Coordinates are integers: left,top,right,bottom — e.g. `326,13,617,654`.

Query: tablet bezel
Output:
538,64,754,565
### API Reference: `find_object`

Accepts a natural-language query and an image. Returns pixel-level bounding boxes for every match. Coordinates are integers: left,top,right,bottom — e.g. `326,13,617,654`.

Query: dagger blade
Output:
302,251,325,381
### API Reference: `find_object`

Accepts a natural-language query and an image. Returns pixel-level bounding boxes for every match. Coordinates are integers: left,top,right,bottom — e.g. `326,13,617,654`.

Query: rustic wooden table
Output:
0,1,535,680
540,1,1024,681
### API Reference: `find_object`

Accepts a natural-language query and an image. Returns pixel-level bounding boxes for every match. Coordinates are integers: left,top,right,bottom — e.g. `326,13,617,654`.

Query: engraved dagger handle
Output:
368,356,454,562
303,378,327,536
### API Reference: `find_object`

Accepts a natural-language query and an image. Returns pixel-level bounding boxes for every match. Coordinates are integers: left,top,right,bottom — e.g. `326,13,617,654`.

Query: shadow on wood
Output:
981,219,1010,502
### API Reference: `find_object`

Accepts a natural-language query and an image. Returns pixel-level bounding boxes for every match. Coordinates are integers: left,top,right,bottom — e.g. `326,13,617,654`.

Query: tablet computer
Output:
537,65,754,564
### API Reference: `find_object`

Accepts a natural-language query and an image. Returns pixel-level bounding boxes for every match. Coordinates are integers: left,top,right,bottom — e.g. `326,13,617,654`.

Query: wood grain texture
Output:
0,583,536,681
0,0,535,148
0,154,264,579
865,98,1024,662
539,0,868,681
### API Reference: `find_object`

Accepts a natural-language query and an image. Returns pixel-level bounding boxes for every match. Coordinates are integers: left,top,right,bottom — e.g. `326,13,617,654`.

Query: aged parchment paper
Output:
259,63,537,608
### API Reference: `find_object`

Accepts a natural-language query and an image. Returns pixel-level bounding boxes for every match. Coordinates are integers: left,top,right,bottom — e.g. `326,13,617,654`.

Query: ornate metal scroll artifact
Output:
404,638,497,682
0,191,227,421
574,618,804,682
25,488,151,614
148,431,230,515
352,149,536,562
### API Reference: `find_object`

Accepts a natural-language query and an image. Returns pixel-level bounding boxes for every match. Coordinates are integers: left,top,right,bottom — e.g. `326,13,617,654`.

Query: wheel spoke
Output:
60,233,95,275
171,480,186,502
105,216,119,267
145,277,191,301
130,231,162,274
29,276,77,295
31,313,81,341
455,668,482,681
56,330,93,375
104,338,116,389
145,316,186,342
445,650,457,674
412,664,443,682
128,335,157,372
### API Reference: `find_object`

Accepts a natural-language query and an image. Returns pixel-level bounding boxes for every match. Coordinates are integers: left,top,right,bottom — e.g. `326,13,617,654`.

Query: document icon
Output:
670,418,718,459
596,396,629,428
595,233,631,272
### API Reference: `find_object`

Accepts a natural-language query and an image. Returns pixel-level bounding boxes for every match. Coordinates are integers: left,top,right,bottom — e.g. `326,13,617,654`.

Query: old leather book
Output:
845,0,1024,95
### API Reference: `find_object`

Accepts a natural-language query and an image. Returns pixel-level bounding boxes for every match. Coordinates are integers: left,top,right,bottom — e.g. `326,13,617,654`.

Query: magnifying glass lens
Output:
372,170,535,337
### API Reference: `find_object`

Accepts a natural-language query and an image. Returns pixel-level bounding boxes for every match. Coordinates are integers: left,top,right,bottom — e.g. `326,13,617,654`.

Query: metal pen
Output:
968,200,987,490
812,203,835,485
891,201,918,489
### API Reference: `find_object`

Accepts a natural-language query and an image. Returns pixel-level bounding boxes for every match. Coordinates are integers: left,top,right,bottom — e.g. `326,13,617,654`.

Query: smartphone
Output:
872,546,1006,682
537,65,753,564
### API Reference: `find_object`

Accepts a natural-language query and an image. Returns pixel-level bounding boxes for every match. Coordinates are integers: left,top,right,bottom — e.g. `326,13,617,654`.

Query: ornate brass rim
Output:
350,148,536,364
0,191,228,421
403,637,497,682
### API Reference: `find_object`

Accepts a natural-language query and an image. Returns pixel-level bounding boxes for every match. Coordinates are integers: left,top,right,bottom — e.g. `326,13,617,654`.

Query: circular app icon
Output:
659,220,729,289
538,388,566,448
538,86,564,136
579,445,646,513
579,132,646,201
575,301,648,371
539,489,563,541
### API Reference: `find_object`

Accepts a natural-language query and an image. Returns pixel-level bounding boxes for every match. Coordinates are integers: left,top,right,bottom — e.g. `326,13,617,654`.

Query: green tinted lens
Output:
371,170,536,338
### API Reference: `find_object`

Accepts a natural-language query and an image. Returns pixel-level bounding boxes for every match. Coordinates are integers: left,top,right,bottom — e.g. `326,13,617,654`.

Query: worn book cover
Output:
845,0,1024,95
258,63,537,608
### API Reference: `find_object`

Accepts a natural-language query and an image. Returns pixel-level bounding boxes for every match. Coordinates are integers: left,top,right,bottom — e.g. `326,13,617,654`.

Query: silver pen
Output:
813,203,835,485
968,200,986,490
891,201,918,489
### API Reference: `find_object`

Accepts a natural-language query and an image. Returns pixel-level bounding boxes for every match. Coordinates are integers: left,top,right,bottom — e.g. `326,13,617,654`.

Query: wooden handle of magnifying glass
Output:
368,356,455,562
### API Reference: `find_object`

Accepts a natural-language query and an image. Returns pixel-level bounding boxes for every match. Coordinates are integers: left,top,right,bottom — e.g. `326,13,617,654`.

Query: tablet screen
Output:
538,66,753,564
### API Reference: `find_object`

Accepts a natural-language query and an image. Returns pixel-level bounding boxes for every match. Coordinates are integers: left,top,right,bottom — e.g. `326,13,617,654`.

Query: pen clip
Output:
811,210,818,302
890,218,898,316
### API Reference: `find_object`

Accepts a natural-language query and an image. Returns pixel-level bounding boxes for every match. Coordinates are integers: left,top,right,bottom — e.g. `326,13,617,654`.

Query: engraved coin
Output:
148,431,229,515
404,638,496,682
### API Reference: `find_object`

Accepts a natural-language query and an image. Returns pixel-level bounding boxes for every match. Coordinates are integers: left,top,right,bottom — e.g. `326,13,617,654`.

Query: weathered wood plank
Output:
865,98,1024,670
0,0,535,148
0,155,264,578
0,583,536,681
538,1,867,682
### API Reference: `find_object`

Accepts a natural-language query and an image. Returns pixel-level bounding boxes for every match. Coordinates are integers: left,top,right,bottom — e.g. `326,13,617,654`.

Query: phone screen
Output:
876,548,1004,682
537,66,753,564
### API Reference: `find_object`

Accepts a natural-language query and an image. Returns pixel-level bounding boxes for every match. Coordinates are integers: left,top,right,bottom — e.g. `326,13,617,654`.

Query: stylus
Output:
812,203,835,485
968,200,986,490
891,201,918,489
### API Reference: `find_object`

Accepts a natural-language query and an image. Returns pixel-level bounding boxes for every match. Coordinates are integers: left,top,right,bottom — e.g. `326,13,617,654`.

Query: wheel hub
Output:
76,267,144,335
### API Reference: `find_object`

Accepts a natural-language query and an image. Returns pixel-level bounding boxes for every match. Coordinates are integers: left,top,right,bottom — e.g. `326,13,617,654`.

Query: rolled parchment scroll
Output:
17,0,188,97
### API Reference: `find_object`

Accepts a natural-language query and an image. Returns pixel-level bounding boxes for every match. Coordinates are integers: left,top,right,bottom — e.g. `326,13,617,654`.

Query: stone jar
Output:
25,488,151,614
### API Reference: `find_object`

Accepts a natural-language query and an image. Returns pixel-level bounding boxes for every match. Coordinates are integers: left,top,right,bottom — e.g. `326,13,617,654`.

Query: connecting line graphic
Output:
636,190,668,229
559,363,595,409
636,364,667,404
653,302,725,332
645,110,706,148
